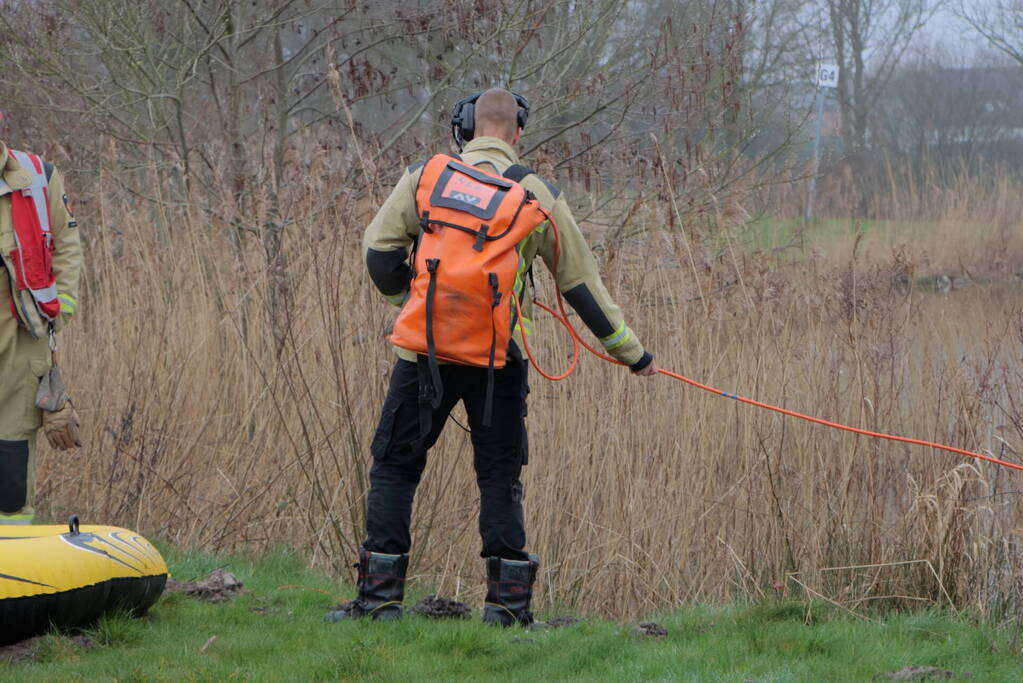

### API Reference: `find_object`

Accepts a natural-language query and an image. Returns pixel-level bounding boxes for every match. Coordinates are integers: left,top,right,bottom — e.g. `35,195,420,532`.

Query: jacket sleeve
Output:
530,186,650,369
46,169,81,331
362,168,421,306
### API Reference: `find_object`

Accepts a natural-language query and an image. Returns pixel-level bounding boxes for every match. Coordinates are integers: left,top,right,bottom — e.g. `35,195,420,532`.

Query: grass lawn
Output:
738,217,922,252
737,215,1001,251
3,548,1021,681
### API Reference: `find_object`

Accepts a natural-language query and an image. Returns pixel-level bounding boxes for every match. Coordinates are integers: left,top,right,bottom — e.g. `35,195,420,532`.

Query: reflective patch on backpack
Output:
443,174,495,207
429,160,513,220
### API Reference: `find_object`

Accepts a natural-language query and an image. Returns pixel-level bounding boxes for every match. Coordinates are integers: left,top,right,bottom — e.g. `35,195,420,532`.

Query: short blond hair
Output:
474,89,519,141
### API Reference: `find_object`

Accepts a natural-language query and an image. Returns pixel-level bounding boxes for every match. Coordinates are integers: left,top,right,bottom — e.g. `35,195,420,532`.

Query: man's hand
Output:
43,402,81,450
632,361,659,377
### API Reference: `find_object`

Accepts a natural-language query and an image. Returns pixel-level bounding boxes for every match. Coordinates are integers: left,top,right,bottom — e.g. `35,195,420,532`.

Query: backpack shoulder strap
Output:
410,154,448,218
503,164,561,199
502,164,534,183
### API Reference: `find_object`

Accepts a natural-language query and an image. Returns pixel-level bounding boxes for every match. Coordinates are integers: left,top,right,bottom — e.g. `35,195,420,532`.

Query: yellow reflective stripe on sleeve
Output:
513,236,533,292
514,315,534,336
600,323,632,351
58,293,77,314
385,292,406,307
0,513,34,524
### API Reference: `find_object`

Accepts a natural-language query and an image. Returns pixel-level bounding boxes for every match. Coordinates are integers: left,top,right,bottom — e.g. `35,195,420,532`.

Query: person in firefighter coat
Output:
0,136,82,525
330,89,657,626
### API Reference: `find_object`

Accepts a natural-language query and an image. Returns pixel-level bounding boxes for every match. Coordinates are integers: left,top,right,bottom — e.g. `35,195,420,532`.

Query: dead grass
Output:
34,141,1023,620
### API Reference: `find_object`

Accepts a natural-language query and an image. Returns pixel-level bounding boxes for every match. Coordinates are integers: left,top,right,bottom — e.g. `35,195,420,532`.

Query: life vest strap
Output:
10,150,51,238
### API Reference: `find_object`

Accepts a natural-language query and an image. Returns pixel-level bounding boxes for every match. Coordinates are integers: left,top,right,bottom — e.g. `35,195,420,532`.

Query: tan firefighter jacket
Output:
0,141,81,340
363,136,650,369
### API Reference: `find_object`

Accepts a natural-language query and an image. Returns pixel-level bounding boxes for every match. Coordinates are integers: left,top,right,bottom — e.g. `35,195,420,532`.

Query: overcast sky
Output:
913,3,1009,64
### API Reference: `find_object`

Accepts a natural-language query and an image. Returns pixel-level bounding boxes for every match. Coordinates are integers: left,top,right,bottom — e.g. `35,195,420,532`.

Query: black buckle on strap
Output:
473,224,490,252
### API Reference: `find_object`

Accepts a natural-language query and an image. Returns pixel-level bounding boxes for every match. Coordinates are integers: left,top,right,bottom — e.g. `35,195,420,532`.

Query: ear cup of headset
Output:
460,102,476,141
514,94,530,129
451,94,479,147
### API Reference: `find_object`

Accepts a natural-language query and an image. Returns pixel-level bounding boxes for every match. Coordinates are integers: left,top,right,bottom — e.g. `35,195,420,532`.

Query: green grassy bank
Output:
3,549,1021,682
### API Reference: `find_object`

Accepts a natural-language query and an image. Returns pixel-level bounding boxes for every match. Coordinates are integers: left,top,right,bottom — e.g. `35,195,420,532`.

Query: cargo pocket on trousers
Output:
0,439,29,513
519,426,529,467
510,479,524,504
370,401,400,463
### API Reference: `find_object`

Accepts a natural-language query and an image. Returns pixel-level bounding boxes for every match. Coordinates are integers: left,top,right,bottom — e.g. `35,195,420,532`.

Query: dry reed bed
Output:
36,159,1023,619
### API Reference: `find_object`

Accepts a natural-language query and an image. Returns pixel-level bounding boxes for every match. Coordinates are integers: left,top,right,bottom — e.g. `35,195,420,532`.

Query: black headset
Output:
450,91,530,150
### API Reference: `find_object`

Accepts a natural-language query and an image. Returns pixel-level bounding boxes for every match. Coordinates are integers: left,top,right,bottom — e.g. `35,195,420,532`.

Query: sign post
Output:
806,63,838,220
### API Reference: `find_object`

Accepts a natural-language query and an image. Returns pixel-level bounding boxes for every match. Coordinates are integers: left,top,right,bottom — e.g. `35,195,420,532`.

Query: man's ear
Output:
512,127,522,145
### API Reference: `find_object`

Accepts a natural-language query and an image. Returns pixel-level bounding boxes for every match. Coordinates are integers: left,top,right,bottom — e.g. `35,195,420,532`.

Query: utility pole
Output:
806,63,838,220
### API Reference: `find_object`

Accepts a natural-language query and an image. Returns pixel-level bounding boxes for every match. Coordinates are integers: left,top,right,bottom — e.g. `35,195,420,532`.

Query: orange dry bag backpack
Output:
390,154,550,425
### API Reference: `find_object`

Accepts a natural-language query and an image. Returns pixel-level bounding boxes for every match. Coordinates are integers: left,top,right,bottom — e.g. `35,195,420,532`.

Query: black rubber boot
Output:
481,554,539,627
326,550,408,622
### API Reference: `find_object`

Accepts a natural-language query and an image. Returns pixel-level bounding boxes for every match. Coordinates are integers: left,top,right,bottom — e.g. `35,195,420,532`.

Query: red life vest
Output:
3,149,60,326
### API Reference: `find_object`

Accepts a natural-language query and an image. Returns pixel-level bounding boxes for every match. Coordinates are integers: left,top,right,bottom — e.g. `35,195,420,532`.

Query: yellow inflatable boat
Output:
0,516,168,645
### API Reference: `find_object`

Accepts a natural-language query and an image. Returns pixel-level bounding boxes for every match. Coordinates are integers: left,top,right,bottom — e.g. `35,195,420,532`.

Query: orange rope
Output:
655,367,1023,472
519,215,1023,472
514,293,579,380
514,208,580,381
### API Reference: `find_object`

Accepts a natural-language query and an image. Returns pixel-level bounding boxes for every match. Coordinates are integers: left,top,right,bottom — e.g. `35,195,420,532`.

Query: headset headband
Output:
450,91,530,151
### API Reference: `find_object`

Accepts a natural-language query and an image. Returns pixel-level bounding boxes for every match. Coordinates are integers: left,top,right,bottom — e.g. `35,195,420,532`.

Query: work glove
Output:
42,401,81,450
35,365,82,450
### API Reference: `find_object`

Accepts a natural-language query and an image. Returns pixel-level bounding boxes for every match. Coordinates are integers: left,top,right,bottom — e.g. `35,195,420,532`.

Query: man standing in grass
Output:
334,89,656,626
0,114,82,525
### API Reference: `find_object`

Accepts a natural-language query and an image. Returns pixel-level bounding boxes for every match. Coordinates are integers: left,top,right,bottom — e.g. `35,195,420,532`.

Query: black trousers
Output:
363,347,529,561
